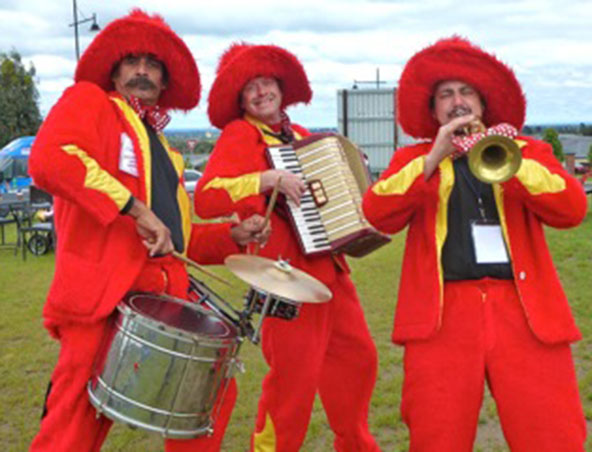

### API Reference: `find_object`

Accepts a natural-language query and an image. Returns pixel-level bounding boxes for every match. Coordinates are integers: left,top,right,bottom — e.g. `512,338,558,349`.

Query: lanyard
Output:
457,159,487,220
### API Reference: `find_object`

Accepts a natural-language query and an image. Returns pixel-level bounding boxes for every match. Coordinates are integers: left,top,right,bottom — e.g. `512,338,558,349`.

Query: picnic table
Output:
0,189,54,258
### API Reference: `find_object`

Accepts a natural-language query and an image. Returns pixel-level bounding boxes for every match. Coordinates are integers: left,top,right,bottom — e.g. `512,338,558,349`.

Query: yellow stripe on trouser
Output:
253,413,277,452
61,145,131,210
244,113,303,452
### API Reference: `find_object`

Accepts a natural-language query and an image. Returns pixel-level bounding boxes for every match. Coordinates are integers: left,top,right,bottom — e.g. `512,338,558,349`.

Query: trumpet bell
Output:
468,135,522,184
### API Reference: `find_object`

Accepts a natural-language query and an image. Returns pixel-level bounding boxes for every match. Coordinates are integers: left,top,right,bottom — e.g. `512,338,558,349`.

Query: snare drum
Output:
88,292,242,439
243,288,301,320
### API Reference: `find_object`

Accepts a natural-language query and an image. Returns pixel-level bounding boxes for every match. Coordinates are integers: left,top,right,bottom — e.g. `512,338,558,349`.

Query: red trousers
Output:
401,279,586,452
30,258,237,452
252,272,380,452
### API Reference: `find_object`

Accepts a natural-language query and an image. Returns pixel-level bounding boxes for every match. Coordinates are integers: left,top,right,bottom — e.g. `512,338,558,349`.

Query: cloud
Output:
2,0,592,128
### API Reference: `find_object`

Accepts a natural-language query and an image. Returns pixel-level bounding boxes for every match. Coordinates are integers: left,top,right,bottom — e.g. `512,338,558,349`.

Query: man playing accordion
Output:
195,43,381,452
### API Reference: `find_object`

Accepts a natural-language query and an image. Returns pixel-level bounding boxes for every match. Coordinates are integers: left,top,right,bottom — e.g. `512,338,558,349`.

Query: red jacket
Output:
29,81,240,327
195,115,347,286
362,137,587,344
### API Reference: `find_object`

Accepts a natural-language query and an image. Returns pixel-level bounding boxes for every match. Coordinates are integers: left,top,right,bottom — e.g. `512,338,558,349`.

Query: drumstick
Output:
253,176,282,255
172,251,233,287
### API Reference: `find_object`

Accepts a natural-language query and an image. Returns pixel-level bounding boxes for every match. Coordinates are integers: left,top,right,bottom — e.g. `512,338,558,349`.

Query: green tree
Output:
588,143,592,166
542,128,564,162
0,50,42,148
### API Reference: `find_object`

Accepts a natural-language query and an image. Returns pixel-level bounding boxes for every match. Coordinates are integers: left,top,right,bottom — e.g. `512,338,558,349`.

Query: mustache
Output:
125,76,157,90
448,105,472,119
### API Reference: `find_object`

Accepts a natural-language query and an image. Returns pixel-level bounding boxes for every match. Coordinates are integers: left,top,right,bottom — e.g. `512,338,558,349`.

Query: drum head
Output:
127,294,238,340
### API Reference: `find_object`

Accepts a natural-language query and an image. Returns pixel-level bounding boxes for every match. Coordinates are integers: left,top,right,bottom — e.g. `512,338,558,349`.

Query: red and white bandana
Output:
450,123,518,159
129,95,171,133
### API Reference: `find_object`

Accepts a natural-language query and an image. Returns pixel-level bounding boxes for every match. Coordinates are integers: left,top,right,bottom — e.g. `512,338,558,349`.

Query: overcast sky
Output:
1,0,591,130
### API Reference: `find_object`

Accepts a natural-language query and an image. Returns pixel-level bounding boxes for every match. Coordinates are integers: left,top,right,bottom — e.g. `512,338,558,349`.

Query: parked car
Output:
575,162,590,175
183,169,202,195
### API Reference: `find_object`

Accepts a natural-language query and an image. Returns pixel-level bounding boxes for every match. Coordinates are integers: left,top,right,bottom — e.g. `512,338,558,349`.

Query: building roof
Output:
558,134,592,158
532,133,592,158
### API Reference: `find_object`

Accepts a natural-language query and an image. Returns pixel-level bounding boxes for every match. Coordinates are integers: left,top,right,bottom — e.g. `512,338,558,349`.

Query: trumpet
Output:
462,120,522,184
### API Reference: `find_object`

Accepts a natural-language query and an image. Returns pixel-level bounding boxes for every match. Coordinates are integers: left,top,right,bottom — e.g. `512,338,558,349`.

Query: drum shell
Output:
88,293,240,439
245,288,301,320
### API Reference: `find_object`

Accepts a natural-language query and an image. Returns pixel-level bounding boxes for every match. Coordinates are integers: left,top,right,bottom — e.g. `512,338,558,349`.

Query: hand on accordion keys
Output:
260,169,306,206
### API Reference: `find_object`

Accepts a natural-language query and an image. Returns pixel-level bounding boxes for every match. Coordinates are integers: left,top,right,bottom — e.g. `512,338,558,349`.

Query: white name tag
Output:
118,133,138,176
471,222,509,264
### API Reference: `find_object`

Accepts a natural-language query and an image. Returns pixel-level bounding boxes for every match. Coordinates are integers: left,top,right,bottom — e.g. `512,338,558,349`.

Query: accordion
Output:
266,134,390,258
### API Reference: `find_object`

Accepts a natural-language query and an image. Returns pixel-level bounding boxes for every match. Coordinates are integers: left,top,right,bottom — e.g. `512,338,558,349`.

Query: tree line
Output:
523,124,592,136
1,48,591,168
0,50,42,148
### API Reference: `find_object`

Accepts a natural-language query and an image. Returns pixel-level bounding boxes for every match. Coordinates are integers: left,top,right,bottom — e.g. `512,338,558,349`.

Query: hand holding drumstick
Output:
252,176,281,255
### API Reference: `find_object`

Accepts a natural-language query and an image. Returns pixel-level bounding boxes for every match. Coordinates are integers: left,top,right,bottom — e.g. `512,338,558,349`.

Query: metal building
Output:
337,87,414,177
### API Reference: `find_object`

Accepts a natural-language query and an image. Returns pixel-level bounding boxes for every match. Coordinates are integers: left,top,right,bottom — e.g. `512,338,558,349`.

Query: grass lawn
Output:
1,197,591,451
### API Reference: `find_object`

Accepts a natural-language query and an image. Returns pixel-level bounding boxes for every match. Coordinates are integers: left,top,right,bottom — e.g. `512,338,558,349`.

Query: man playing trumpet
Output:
363,37,587,451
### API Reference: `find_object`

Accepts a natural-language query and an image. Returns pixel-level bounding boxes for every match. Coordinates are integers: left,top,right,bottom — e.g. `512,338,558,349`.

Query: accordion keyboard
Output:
267,136,371,256
268,144,332,254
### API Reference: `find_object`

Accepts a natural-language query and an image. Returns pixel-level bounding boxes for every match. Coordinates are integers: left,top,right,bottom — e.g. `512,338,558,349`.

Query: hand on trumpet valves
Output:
126,197,174,256
424,113,478,179
231,214,272,247
260,169,306,206
451,122,519,157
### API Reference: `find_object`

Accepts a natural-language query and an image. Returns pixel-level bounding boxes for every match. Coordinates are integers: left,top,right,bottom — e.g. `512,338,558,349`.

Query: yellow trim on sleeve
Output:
203,173,261,203
514,158,566,195
61,144,131,210
111,97,152,207
253,413,277,452
371,156,425,196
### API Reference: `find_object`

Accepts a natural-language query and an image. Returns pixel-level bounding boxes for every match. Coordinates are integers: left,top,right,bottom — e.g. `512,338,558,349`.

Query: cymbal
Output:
225,255,332,303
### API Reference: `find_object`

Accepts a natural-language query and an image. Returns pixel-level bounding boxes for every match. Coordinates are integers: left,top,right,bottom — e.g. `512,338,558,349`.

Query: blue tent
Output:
0,136,35,191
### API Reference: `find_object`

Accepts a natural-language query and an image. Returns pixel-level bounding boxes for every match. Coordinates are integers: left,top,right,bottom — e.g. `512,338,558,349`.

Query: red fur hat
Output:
397,36,526,139
75,9,199,111
208,43,312,129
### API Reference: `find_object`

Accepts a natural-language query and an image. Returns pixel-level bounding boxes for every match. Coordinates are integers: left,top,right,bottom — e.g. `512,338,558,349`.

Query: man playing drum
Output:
28,10,269,452
194,43,381,452
362,36,587,451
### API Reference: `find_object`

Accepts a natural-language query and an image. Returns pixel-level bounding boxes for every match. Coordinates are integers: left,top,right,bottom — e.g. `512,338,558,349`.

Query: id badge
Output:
471,219,509,264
